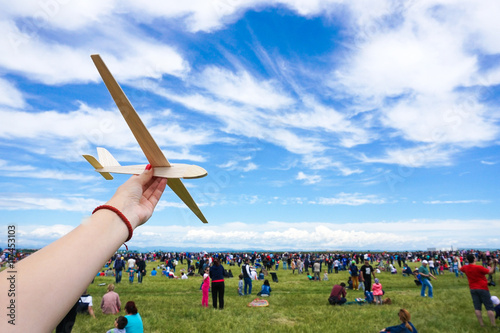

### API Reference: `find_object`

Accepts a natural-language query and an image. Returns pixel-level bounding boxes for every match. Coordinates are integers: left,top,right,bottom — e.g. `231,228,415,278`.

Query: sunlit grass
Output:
63,260,498,333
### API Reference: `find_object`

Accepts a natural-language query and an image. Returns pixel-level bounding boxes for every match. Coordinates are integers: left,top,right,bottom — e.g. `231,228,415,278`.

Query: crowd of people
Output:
8,246,498,332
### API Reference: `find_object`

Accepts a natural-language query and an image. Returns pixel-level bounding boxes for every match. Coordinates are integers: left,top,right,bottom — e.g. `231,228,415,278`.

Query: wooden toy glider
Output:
83,54,208,224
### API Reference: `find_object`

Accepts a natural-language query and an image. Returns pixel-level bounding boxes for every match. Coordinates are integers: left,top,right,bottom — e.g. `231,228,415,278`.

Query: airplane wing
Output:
90,54,208,224
91,54,170,167
168,178,208,224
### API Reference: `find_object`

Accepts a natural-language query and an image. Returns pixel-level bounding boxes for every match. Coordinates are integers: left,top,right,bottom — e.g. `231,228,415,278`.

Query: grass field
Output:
65,260,498,333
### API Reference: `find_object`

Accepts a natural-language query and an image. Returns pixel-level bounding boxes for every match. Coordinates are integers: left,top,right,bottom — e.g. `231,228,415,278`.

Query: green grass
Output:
66,261,498,333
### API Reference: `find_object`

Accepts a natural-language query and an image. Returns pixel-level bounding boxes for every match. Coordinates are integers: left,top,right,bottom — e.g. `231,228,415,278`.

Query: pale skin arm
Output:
0,167,167,332
88,305,95,319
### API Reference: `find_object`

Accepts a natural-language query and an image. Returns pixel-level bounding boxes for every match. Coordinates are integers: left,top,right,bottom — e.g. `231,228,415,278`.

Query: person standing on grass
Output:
291,259,296,274
137,256,146,283
360,260,376,292
313,260,321,281
458,254,498,328
201,267,210,307
349,261,359,290
418,260,437,298
128,256,137,284
428,258,435,275
114,255,124,284
210,258,225,309
242,258,252,295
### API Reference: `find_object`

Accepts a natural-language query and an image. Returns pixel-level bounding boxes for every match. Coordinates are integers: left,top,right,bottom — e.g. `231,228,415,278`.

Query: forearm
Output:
0,209,130,332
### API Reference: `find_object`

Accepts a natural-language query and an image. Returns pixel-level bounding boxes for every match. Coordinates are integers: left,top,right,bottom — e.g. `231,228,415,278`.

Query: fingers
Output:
143,177,168,207
137,164,155,186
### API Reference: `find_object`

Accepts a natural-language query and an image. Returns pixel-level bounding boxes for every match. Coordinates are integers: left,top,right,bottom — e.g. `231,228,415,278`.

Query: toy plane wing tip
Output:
183,165,208,179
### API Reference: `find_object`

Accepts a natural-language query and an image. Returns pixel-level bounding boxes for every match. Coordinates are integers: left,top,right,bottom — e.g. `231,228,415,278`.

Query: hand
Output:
107,166,168,229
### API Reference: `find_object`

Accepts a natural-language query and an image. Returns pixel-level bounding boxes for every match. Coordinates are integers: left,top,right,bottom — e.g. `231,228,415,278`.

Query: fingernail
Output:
145,164,152,170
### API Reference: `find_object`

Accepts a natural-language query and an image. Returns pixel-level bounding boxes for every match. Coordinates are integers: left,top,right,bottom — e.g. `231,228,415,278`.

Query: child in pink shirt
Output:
201,267,210,308
372,278,383,305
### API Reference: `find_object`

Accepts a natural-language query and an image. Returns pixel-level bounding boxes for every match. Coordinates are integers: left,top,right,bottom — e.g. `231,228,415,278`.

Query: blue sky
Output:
0,0,499,251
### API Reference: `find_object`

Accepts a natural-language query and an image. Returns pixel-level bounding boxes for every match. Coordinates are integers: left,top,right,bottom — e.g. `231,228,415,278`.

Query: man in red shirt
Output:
458,254,498,328
328,282,347,305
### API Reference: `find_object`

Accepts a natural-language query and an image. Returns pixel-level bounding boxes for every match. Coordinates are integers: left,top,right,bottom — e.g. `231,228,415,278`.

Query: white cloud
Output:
382,93,498,146
195,66,294,109
0,195,102,212
0,104,214,162
29,224,74,239
316,192,385,206
7,218,498,250
0,18,188,85
218,156,258,172
151,85,327,156
0,78,25,108
359,144,458,168
296,171,321,185
423,200,489,205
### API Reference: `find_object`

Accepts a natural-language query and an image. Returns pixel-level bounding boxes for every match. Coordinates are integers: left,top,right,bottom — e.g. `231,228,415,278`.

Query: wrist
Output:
105,199,141,229
93,205,133,243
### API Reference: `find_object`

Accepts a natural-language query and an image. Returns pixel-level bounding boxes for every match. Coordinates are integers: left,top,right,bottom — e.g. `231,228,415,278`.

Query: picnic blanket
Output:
247,298,269,307
345,298,366,306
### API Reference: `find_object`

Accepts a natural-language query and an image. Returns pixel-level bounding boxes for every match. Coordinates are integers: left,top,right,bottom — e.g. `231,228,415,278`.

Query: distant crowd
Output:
2,248,499,332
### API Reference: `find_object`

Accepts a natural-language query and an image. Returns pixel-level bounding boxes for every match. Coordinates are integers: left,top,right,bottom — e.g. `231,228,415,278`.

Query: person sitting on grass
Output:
323,271,329,281
101,284,121,315
106,316,127,333
238,274,244,296
346,276,353,290
257,279,272,296
106,267,114,277
413,269,422,286
76,290,96,319
491,295,500,319
402,264,413,277
328,282,347,306
124,301,143,333
380,308,417,332
372,278,383,305
307,273,314,280
151,267,157,276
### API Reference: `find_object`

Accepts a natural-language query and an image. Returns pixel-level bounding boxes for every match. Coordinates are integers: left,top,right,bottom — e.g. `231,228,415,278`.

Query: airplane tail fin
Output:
97,147,121,167
82,147,119,180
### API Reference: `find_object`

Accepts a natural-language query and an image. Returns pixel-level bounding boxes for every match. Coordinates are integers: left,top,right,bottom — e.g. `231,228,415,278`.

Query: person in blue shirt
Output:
124,301,143,333
258,279,272,296
380,309,417,333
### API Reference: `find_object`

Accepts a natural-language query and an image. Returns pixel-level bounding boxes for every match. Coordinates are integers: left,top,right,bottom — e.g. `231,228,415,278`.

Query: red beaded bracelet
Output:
92,205,133,244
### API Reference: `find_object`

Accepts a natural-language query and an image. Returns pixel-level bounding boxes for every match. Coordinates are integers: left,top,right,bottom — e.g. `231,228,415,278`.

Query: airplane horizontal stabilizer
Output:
82,154,114,180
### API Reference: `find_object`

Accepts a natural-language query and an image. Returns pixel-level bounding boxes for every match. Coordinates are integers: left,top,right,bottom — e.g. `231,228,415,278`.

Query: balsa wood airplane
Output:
83,54,208,224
